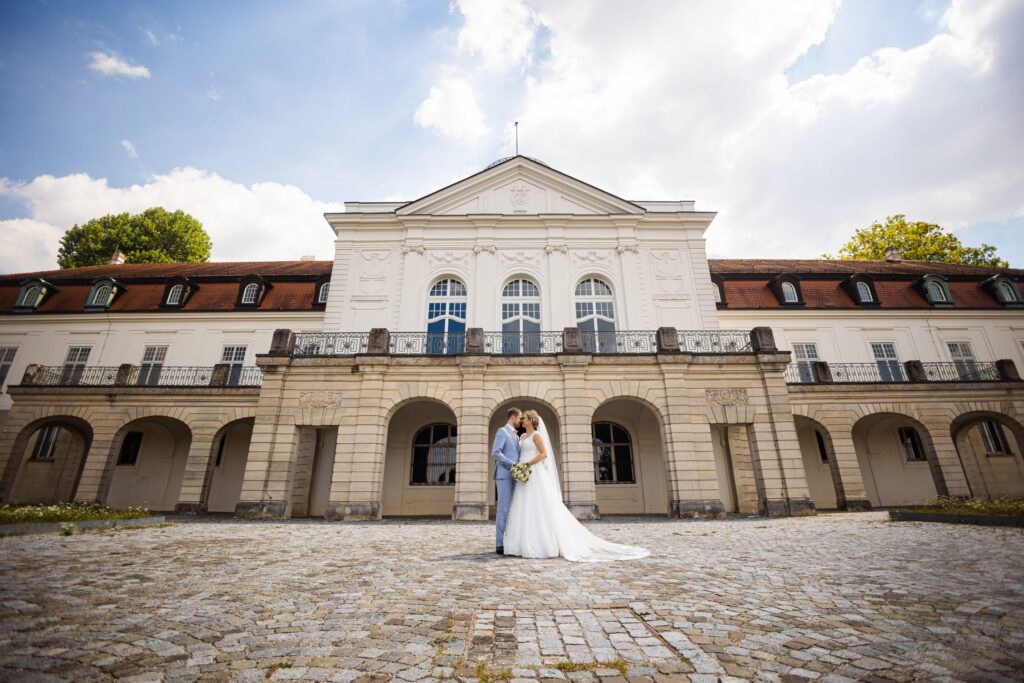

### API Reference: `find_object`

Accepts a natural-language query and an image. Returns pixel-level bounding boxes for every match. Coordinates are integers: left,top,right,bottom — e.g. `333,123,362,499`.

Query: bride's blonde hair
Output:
524,410,540,430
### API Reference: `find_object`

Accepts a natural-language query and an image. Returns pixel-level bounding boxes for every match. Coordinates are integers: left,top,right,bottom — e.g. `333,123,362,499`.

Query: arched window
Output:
500,279,541,353
575,278,616,353
427,278,467,354
241,282,260,305
410,423,457,485
317,282,330,305
781,281,799,303
997,280,1020,303
16,284,42,309
592,421,634,484
926,280,947,303
713,283,722,304
166,284,184,306
856,281,873,303
88,282,113,308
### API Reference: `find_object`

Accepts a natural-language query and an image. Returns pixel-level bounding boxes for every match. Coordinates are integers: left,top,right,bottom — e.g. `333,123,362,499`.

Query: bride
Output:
503,410,650,562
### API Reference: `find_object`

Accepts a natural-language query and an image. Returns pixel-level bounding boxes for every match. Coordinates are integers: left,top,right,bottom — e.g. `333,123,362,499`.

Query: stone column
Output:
453,359,489,520
560,360,599,519
820,426,872,511
175,429,219,513
72,427,120,504
235,359,296,519
725,425,759,514
920,421,969,497
661,361,725,517
326,366,385,520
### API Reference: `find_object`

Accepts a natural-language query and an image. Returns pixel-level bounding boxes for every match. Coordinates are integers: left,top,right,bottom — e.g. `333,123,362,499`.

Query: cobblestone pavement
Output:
2,512,1023,682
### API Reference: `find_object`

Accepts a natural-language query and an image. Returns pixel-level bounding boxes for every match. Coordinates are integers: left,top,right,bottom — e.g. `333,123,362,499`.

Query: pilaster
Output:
174,429,219,513
560,359,599,519
453,358,489,520
235,359,295,519
325,366,385,520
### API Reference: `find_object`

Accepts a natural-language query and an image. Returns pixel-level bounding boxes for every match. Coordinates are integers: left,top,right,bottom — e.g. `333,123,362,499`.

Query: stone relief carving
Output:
650,250,681,276
400,245,426,256
705,388,749,406
510,183,530,212
429,251,470,266
299,391,345,408
498,249,542,267
473,245,496,255
616,243,640,255
571,249,612,265
358,250,391,294
544,244,568,255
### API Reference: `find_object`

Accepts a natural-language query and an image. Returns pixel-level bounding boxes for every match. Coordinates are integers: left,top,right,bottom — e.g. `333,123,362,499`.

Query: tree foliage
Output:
826,214,1006,267
57,207,212,269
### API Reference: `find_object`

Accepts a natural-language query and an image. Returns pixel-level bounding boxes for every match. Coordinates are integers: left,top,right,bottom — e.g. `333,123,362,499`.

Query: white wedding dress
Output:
502,418,650,562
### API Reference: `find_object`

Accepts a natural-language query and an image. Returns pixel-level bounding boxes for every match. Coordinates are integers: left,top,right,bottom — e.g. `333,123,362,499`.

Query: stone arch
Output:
586,382,669,421
0,413,94,504
485,382,565,417
203,417,257,513
851,410,947,506
102,415,193,510
381,397,460,516
949,409,1024,498
591,395,670,515
793,415,847,510
385,384,464,423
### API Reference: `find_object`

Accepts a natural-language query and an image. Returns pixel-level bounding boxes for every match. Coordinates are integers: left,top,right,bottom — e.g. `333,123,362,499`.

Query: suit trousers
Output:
495,477,515,547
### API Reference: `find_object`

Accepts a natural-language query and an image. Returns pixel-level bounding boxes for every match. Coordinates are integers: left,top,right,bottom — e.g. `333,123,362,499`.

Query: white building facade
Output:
1,157,1022,519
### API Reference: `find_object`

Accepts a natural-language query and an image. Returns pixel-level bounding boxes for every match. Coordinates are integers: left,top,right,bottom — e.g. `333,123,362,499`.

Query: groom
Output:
491,406,522,555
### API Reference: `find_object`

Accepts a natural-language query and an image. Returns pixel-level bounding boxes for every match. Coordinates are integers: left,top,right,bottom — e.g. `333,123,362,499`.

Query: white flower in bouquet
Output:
511,462,532,483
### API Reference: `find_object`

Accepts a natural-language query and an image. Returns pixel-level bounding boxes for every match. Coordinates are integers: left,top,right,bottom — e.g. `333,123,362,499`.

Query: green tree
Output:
825,214,1006,267
57,207,212,269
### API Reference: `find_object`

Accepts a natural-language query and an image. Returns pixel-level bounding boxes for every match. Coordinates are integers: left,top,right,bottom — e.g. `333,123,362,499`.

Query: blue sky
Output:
1,0,1022,272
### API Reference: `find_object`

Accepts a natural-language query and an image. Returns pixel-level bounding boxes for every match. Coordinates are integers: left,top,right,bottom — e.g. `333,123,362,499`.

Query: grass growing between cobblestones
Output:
556,658,632,676
898,496,1024,517
0,503,151,524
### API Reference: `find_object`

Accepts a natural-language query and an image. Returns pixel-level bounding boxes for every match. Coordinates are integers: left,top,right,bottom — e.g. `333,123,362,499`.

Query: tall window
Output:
318,282,330,304
426,279,467,354
871,342,903,382
61,346,91,385
946,341,980,380
16,284,43,309
241,283,260,305
856,281,873,303
221,345,247,386
500,279,541,353
592,422,635,484
792,343,820,383
117,432,144,466
0,347,17,388
410,423,457,485
136,345,168,386
88,282,113,308
575,278,616,353
31,425,61,461
898,427,926,462
814,431,830,465
166,284,184,306
781,281,799,303
978,421,1010,455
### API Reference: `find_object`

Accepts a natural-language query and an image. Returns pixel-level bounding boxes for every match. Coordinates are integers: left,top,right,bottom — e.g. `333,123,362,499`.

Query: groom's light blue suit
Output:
491,424,521,548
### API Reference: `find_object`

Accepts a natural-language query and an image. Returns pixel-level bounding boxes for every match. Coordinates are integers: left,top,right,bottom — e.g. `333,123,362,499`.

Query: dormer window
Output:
236,275,270,307
710,275,726,308
85,278,122,310
166,284,184,306
980,275,1022,307
769,275,804,306
841,275,879,306
318,282,330,304
241,283,259,304
856,282,873,303
916,274,953,307
14,279,56,311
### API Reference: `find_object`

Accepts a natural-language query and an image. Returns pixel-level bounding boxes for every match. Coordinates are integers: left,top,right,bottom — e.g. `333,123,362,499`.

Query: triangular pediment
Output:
396,156,645,216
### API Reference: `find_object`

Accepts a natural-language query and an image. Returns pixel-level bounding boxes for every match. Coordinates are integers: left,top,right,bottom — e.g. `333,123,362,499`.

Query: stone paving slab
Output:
0,512,1022,682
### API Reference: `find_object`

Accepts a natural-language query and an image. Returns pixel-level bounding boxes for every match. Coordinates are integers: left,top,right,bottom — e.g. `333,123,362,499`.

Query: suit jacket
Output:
491,424,521,480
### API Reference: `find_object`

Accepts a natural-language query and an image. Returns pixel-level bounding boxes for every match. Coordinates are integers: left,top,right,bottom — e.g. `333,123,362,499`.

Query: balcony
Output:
19,364,263,388
281,327,765,357
784,360,1017,385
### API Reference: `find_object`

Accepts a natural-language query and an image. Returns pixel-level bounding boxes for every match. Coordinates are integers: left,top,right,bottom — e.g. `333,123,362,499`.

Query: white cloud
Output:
414,75,490,143
454,0,538,70
120,139,138,159
0,169,343,273
144,30,159,46
424,0,1023,260
87,51,151,79
206,86,222,102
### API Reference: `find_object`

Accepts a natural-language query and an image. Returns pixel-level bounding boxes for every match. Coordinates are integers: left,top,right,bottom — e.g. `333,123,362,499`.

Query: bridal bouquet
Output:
511,462,532,483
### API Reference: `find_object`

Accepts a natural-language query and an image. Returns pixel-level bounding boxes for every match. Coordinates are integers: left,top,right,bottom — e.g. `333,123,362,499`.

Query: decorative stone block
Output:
669,499,725,518
759,497,816,518
115,364,134,387
452,503,488,521
996,358,1020,381
234,500,289,519
367,328,390,354
562,327,582,353
750,327,777,352
269,328,295,355
904,360,927,383
566,503,599,520
465,328,485,354
210,363,230,387
21,364,40,386
656,327,679,353
324,501,381,521
811,361,833,383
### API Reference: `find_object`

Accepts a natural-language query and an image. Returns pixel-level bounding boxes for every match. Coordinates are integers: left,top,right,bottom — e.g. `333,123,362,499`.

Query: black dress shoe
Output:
496,547,505,555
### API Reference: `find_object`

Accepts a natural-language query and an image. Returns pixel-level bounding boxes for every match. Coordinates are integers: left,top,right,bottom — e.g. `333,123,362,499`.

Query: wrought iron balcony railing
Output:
785,359,1014,385
922,362,1000,382
21,365,262,388
293,332,370,356
678,330,753,354
483,331,564,354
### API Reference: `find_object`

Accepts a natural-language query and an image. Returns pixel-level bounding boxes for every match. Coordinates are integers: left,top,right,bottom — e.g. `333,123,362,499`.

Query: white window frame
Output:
926,280,949,303
317,282,330,305
426,278,468,354
500,279,541,352
0,346,17,389
221,345,247,386
856,281,873,303
166,284,184,306
136,345,169,386
898,427,927,462
575,278,616,352
88,282,113,307
17,284,43,309
241,283,260,305
712,282,723,304
781,282,799,303
978,421,1010,455
31,424,61,461
870,342,903,382
791,343,820,383
996,280,1020,303
61,346,91,384
946,341,980,380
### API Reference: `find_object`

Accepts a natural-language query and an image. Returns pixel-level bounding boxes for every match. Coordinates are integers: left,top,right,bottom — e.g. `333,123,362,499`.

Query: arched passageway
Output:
592,398,668,515
106,417,192,511
204,418,255,513
794,416,840,509
2,416,93,505
487,399,562,515
853,413,943,507
951,412,1024,498
382,400,458,516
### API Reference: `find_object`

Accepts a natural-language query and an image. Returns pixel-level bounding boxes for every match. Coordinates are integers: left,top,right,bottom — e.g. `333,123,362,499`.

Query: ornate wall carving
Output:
298,391,346,408
705,388,749,406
